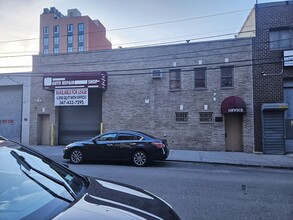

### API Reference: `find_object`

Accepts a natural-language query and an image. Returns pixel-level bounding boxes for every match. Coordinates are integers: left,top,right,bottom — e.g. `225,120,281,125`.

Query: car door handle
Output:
129,143,136,146
106,144,113,146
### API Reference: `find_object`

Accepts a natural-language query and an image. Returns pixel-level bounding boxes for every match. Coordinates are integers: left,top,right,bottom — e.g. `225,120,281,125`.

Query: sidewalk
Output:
168,150,293,169
31,145,293,169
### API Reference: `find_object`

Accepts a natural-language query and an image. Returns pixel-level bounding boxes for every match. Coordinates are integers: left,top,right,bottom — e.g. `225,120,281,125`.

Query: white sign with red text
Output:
54,88,88,106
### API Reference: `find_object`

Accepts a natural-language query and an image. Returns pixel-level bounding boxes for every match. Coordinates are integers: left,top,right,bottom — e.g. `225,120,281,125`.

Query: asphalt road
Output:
37,148,293,220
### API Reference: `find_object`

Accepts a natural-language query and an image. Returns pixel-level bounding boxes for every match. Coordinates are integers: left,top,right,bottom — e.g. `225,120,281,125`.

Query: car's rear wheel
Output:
132,151,148,167
70,149,83,164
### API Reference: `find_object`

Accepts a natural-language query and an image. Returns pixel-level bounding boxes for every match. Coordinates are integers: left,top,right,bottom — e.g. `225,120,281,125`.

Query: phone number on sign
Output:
57,100,87,105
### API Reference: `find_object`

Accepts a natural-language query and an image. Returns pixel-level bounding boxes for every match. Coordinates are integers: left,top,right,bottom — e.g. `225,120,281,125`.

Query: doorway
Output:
40,114,50,145
225,114,243,151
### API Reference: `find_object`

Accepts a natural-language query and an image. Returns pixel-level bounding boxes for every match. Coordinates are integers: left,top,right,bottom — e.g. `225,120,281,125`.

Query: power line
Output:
107,9,251,31
0,24,257,61
0,8,251,46
0,36,285,72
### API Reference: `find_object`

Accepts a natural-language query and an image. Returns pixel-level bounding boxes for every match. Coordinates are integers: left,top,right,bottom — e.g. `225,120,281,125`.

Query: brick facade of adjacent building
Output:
252,1,293,151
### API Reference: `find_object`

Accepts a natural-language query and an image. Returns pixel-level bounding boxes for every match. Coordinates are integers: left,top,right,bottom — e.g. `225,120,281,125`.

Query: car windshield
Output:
0,141,88,220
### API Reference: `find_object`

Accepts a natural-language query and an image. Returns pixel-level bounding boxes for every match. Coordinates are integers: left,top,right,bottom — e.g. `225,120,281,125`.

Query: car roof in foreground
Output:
102,130,159,139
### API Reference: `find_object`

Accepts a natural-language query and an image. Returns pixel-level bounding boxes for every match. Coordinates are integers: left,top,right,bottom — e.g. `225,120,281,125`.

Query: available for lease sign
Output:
54,88,88,106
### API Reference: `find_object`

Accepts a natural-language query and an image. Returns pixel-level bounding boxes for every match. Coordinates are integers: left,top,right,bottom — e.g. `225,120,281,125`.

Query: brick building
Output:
40,7,111,55
240,1,293,154
31,38,254,151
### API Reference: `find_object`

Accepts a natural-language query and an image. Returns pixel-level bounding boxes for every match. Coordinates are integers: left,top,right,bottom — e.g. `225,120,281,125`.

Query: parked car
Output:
63,130,169,166
0,136,180,220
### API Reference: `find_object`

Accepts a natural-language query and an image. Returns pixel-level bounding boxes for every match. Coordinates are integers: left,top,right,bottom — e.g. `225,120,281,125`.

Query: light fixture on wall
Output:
213,89,217,101
36,97,42,103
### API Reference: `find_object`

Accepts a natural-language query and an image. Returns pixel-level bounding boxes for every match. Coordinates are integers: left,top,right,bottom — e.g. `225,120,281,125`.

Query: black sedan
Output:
0,136,180,219
63,131,169,166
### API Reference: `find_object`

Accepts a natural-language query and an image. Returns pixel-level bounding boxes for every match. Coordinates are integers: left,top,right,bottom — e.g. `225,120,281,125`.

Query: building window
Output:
67,24,73,33
221,66,233,88
270,28,293,50
43,26,49,35
53,47,59,54
194,67,206,89
169,69,181,90
53,25,59,34
78,23,84,32
78,34,84,43
43,37,49,46
199,112,213,123
54,36,59,45
67,35,73,44
43,48,49,54
67,47,73,53
78,46,84,52
175,112,188,122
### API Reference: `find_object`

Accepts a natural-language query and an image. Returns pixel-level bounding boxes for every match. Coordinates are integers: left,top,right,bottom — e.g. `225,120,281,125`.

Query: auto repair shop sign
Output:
55,88,88,106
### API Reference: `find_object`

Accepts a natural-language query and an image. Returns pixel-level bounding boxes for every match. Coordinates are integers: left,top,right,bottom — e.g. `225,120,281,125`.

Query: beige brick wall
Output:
32,38,254,151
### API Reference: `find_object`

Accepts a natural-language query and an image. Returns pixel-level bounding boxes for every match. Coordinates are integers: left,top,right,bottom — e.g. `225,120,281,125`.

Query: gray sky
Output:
0,0,286,72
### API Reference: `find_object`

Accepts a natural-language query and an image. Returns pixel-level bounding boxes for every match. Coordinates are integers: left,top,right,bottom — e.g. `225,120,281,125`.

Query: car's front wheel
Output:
70,149,83,164
132,151,148,167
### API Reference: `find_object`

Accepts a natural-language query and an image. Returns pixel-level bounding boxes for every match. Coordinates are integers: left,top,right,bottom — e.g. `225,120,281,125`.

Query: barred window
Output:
199,112,213,123
175,112,188,122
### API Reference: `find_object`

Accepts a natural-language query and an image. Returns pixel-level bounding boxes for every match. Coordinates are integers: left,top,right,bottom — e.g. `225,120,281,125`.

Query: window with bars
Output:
194,67,206,89
220,66,233,88
175,112,188,122
199,112,213,123
169,69,181,90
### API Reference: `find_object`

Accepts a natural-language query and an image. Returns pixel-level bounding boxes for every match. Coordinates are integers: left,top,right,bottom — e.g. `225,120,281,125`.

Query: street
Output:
39,148,293,220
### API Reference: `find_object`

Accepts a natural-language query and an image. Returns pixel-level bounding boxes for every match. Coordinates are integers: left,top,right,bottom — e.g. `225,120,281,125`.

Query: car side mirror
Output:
93,139,97,144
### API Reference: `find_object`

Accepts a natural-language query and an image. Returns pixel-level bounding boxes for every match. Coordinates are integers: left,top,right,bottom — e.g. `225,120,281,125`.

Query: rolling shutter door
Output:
262,111,285,154
58,89,102,144
0,86,22,142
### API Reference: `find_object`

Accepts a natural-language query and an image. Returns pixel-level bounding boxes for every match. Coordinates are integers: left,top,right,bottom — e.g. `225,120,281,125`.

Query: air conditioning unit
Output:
152,69,162,79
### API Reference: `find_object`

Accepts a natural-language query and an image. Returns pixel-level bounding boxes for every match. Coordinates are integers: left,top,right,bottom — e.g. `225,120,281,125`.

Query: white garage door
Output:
0,86,22,142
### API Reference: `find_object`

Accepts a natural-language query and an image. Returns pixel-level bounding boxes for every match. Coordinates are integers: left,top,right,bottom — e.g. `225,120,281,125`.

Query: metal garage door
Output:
262,103,288,154
59,89,102,144
0,86,22,142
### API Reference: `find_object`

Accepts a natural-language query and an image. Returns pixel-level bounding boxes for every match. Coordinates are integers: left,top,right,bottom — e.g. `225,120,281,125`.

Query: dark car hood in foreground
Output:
54,177,180,220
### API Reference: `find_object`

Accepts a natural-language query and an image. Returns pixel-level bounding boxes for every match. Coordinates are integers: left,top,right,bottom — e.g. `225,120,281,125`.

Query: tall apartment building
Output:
39,7,111,55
